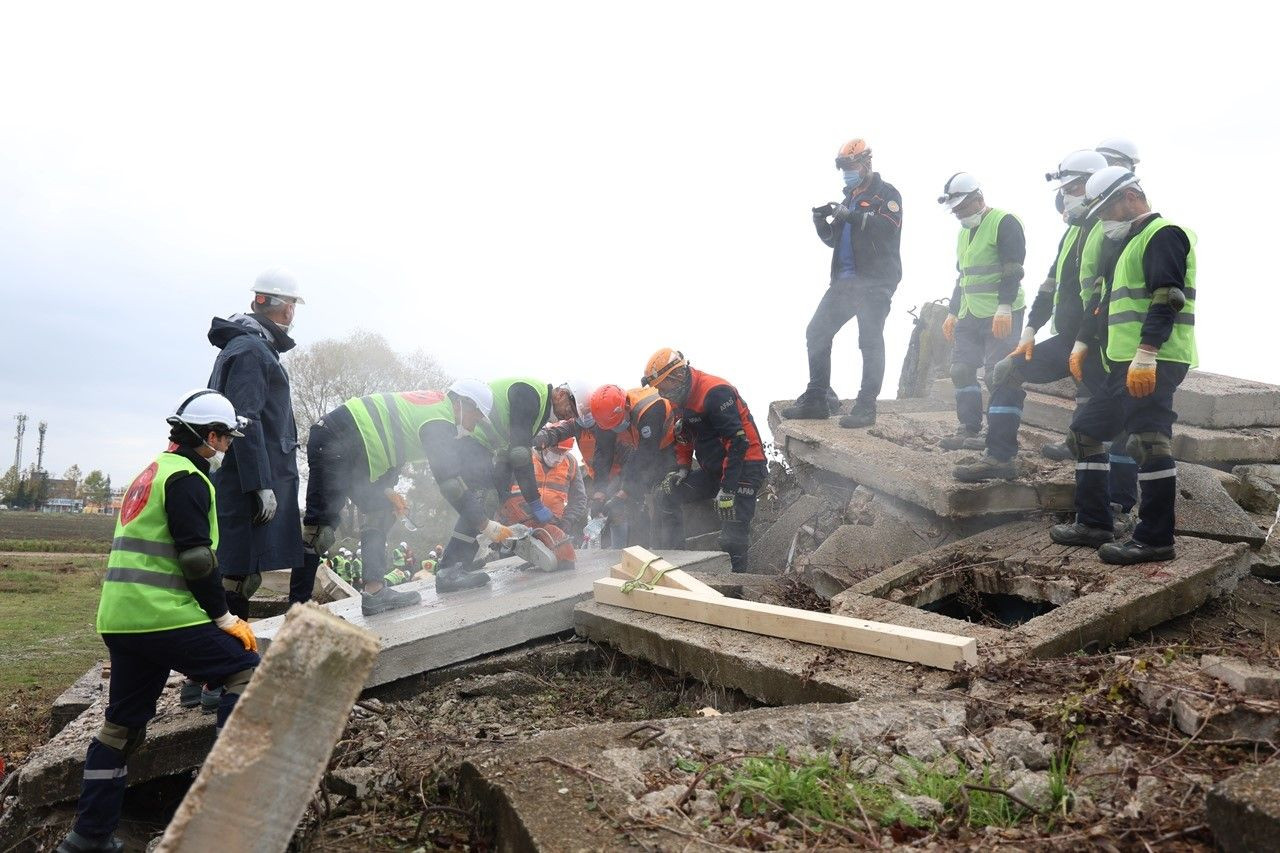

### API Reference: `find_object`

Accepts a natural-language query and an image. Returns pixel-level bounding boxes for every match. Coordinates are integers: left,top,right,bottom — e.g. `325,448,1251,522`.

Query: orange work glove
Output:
216,614,259,652
483,519,515,543
1009,327,1035,361
991,304,1013,339
942,314,957,343
1126,347,1159,398
1068,342,1089,383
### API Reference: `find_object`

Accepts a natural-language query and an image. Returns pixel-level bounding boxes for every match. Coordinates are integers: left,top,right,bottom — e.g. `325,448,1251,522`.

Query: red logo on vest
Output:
120,462,159,525
400,390,445,406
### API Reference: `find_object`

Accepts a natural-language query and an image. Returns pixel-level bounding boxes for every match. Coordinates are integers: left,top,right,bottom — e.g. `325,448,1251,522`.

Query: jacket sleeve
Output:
995,215,1027,306
1027,233,1066,331
862,185,902,240
507,383,545,504
1139,225,1192,349
621,403,672,498
948,280,963,315
536,418,580,448
563,464,587,528
420,420,488,530
165,472,228,621
703,385,750,488
813,209,837,248
591,428,617,494
214,343,273,493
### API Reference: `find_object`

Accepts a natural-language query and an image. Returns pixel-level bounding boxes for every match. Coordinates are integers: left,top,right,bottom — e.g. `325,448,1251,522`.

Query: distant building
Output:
44,478,78,500
84,487,124,516
42,497,84,514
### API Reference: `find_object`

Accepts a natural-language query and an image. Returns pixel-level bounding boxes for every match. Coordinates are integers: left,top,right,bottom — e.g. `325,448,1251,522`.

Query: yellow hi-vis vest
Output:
97,452,216,634
955,208,1026,319
1103,216,1198,366
344,391,455,482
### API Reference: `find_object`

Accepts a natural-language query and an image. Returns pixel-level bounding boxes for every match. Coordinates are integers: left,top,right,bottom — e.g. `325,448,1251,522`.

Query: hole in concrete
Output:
884,559,1082,629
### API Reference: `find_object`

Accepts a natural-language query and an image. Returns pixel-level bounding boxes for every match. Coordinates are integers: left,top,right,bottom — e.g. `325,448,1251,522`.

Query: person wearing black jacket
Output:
205,268,305,616
782,138,903,428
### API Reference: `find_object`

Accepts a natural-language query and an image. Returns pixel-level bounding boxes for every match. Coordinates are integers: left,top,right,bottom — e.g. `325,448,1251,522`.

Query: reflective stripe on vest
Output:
1103,217,1198,366
627,387,676,448
955,208,1026,319
96,452,216,634
344,391,453,482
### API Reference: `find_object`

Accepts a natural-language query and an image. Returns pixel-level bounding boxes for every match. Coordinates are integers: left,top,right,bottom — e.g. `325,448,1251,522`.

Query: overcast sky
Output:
2,1,1276,485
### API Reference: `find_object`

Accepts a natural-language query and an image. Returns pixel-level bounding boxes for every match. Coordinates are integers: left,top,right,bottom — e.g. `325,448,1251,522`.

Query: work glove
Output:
812,203,834,221
715,488,736,521
215,612,258,652
661,467,690,495
386,490,409,518
831,203,851,223
483,519,515,543
1126,347,1159,398
252,489,277,525
942,314,957,343
526,498,554,524
1069,341,1089,383
1009,326,1036,361
531,428,551,450
991,304,1013,339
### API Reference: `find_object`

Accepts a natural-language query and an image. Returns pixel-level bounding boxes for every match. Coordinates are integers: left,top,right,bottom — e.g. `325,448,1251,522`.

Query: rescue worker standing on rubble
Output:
205,268,305,615
1049,167,1197,564
303,380,503,604
937,174,1027,450
782,138,903,428
954,151,1108,482
57,391,260,853
643,349,766,571
586,384,678,546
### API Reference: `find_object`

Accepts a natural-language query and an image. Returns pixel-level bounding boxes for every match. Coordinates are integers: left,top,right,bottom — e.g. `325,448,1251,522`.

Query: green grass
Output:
0,538,111,553
0,554,108,760
0,510,116,543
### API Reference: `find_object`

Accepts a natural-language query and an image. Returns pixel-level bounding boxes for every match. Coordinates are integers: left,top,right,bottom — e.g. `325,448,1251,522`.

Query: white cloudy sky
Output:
1,1,1276,484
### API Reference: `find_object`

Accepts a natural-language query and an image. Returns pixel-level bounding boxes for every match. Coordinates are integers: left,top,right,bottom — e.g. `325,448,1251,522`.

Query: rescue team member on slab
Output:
57,391,260,853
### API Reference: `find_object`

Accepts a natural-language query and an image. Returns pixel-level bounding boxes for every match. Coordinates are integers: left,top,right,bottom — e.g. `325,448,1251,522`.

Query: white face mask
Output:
542,450,567,467
958,212,983,228
204,442,225,473
1061,192,1086,217
1101,218,1133,240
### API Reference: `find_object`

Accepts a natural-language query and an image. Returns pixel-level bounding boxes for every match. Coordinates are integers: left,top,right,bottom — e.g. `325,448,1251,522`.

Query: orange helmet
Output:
641,348,687,389
835,138,872,170
557,437,574,450
589,384,628,431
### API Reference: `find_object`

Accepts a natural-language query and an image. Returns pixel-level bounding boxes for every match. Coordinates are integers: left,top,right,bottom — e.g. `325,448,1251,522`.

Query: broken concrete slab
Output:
1207,760,1280,853
746,494,826,574
898,300,954,399
18,676,216,807
253,548,731,690
1177,463,1267,545
831,520,1250,660
1024,370,1280,429
459,698,969,853
575,600,955,705
48,662,105,739
1201,655,1280,699
771,403,1074,519
156,605,378,853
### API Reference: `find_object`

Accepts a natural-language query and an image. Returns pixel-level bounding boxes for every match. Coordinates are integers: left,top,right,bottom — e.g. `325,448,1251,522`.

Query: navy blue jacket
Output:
207,314,303,574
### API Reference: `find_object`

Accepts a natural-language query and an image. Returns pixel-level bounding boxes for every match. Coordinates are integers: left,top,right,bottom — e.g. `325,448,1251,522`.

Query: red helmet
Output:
589,384,628,430
557,437,574,450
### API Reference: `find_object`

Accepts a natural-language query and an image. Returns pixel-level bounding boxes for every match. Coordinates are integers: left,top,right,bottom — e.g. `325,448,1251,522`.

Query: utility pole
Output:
13,413,26,476
36,421,47,473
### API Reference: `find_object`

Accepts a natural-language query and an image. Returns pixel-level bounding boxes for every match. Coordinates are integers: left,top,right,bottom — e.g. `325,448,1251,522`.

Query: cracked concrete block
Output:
746,494,825,574
48,662,106,739
1177,463,1267,545
156,604,378,853
1200,655,1280,699
1208,761,1280,853
1026,371,1280,429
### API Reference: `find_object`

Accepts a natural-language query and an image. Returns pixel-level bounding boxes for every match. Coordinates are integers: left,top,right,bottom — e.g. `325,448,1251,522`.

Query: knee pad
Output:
303,524,336,557
98,721,146,757
223,572,262,599
1127,431,1172,465
222,667,256,698
951,364,978,389
990,355,1022,390
1067,429,1106,460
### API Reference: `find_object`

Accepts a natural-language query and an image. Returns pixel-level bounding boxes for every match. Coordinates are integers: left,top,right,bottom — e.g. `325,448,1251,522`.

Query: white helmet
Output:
557,380,595,419
167,389,246,436
938,172,981,210
399,541,408,549
1096,137,1140,170
448,378,494,418
1045,150,1108,189
1084,166,1142,216
251,266,305,305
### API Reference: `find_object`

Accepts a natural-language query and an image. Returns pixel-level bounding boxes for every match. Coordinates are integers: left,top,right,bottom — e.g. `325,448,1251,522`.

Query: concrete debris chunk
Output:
1208,761,1280,853
156,604,378,853
746,494,825,574
1200,654,1280,699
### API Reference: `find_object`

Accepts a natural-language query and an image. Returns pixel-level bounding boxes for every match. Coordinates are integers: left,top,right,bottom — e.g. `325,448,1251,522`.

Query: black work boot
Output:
839,399,877,429
1049,522,1115,547
179,678,202,709
57,831,123,853
954,454,1017,483
434,563,491,593
361,584,422,615
1040,441,1073,461
781,389,831,420
200,685,223,715
939,425,984,450
826,387,843,415
1098,538,1176,565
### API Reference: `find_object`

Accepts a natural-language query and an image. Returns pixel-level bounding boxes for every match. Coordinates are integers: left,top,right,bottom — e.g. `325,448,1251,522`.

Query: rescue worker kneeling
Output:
58,390,260,853
497,438,584,570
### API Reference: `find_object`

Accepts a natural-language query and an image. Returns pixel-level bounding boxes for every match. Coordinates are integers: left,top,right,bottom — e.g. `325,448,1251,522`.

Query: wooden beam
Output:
593,577,977,671
609,546,723,597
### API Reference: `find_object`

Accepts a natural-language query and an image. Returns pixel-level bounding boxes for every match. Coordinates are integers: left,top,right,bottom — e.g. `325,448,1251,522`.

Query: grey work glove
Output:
661,468,689,495
252,488,277,525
